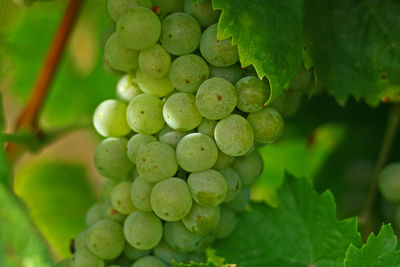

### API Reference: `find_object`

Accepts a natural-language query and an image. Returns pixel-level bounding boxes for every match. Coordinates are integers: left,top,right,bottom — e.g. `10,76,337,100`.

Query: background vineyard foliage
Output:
0,0,400,266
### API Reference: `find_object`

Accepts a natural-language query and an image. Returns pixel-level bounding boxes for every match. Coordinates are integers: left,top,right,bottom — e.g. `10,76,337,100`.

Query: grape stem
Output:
6,0,84,161
360,103,400,240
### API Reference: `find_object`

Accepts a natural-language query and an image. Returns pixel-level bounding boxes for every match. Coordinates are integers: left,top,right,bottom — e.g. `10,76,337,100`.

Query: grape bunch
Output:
57,0,285,266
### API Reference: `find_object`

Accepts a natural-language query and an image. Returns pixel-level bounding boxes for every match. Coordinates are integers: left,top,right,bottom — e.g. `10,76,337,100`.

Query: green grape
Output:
138,44,171,79
132,256,168,267
153,240,188,266
209,64,243,85
196,77,238,120
235,76,269,113
187,170,227,207
103,57,125,77
378,162,400,202
158,125,190,148
71,247,105,267
164,221,204,253
111,181,136,214
86,202,106,226
184,0,220,27
176,133,218,172
160,13,201,56
152,0,184,17
127,134,157,163
214,207,237,239
169,54,209,93
247,107,284,144
116,74,143,103
197,119,217,138
214,114,254,156
185,251,207,264
151,178,193,221
74,230,88,251
93,99,131,137
212,150,234,170
87,219,125,260
136,142,178,183
200,24,238,67
136,69,175,97
270,90,303,118
224,186,250,212
94,138,133,180
103,202,127,224
55,258,71,267
218,168,242,202
124,244,150,261
124,211,163,250
116,7,161,50
232,149,263,186
290,65,313,91
102,179,117,200
105,33,139,73
163,92,203,131
183,203,220,235
130,176,154,211
108,0,152,21
127,94,165,134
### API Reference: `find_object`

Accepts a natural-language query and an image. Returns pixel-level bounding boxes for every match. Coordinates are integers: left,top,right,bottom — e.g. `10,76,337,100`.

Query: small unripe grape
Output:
102,202,127,224
270,90,303,118
224,186,250,212
108,0,152,21
214,207,237,239
116,74,143,103
158,126,191,148
132,256,168,267
247,107,284,144
209,64,243,85
93,100,131,137
136,69,175,97
378,162,400,202
105,33,139,73
232,149,263,186
131,176,154,211
111,181,136,214
153,240,188,266
164,221,204,253
212,150,234,170
235,76,269,113
184,0,220,27
188,170,227,207
183,203,220,235
197,119,217,138
124,244,150,261
71,247,104,267
218,168,242,202
127,134,157,163
138,44,171,79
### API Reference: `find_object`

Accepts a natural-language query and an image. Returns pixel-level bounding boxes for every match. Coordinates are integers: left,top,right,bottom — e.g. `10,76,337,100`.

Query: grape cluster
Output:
58,1,285,266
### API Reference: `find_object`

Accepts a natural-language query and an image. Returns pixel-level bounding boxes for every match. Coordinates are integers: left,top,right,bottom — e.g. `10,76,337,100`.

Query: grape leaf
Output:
173,261,219,267
304,0,400,105
213,176,362,267
213,0,304,103
344,224,400,267
0,93,11,187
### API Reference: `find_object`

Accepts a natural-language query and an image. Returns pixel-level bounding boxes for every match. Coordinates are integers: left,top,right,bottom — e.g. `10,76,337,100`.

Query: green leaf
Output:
213,0,304,103
0,93,11,187
213,176,362,267
344,224,400,267
304,0,400,105
173,261,220,267
14,161,96,258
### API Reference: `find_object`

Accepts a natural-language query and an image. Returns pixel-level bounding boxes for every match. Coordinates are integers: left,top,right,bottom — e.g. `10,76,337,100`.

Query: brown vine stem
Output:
6,0,84,161
360,103,400,240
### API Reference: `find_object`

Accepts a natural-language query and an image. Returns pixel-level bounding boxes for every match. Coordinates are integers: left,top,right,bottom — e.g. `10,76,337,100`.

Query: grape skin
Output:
164,221,205,253
247,107,284,144
132,256,168,267
93,99,131,137
105,33,139,73
127,134,157,164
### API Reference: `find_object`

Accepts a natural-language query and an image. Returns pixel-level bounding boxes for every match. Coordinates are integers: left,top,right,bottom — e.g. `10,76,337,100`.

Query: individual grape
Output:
163,92,203,131
111,181,136,214
93,99,131,137
290,65,313,91
127,134,157,163
247,107,284,144
124,244,150,261
103,57,125,77
235,76,269,113
232,149,263,186
224,186,250,212
153,240,188,266
103,202,127,224
169,54,209,93
105,33,139,73
124,211,163,250
184,0,220,27
71,247,104,267
197,119,217,138
214,207,237,239
136,69,175,97
116,74,143,103
74,230,88,251
270,90,303,118
183,203,220,235
176,133,218,172
212,150,234,170
378,162,400,202
185,251,207,264
196,77,238,120
214,114,254,156
108,0,152,21
160,13,201,56
158,127,191,149
87,219,125,260
200,24,238,67
55,258,71,267
126,94,165,134
116,7,161,50
152,0,184,17
102,179,117,200
136,142,178,183
151,178,193,221
130,176,154,211
187,170,227,206
138,44,171,79
218,168,242,202
209,64,243,85
94,138,132,180
132,256,168,267
164,221,204,253
86,203,106,226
